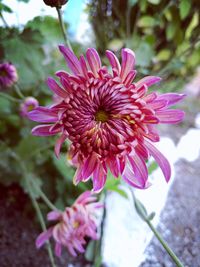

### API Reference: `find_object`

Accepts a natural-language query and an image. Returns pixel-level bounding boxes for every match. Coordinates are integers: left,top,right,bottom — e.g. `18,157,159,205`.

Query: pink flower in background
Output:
29,46,185,191
20,97,39,118
36,191,102,257
0,62,18,89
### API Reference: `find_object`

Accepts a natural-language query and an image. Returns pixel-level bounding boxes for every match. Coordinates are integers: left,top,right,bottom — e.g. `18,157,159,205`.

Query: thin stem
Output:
146,220,184,267
30,194,57,267
0,92,21,103
0,13,9,28
37,186,58,211
56,7,72,50
131,189,184,267
14,83,25,99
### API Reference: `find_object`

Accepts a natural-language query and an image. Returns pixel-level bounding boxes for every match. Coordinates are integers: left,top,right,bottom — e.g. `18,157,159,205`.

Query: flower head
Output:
20,97,39,118
36,191,102,257
29,46,185,191
0,62,18,89
43,0,68,8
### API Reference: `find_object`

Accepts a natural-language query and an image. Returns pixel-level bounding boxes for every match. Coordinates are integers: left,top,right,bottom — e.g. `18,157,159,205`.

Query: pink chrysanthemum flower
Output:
20,96,39,117
36,191,102,257
0,62,18,89
29,46,185,191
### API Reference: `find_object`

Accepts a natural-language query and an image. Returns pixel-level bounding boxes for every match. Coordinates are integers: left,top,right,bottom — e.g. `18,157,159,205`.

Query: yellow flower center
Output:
95,110,109,122
72,221,80,228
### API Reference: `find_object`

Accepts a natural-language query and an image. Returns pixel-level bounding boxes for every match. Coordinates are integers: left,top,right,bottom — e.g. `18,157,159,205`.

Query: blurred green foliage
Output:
88,0,200,86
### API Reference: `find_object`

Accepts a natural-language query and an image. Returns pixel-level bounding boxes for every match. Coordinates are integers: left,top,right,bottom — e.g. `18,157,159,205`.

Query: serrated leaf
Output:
27,16,65,43
180,0,191,19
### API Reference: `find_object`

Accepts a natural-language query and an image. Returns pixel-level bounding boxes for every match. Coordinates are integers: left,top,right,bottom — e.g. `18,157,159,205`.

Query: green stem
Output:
14,83,25,99
0,92,21,103
146,220,184,267
131,189,184,267
30,193,57,267
56,7,72,50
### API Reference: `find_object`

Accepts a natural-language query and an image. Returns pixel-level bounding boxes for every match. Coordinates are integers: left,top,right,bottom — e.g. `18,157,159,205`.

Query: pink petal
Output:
123,70,137,86
47,77,68,98
55,243,62,257
157,93,186,107
81,154,97,180
59,45,82,75
147,99,168,110
120,48,135,81
47,210,62,221
54,133,67,158
156,110,185,124
28,107,58,123
106,50,121,75
122,164,148,189
86,48,101,77
135,76,161,88
106,156,119,178
93,163,107,192
35,228,53,248
75,191,93,204
144,140,171,182
128,153,148,187
32,124,60,136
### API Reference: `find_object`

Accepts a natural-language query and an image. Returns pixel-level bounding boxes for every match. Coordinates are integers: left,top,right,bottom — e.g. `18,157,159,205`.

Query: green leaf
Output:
0,96,12,114
157,49,171,61
27,16,66,43
180,0,191,19
148,161,158,175
147,0,160,4
185,13,199,39
138,16,157,27
135,42,154,67
1,28,46,89
0,3,12,13
166,22,177,40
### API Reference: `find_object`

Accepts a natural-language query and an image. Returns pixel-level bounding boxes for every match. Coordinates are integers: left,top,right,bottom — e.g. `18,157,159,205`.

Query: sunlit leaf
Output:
180,0,191,19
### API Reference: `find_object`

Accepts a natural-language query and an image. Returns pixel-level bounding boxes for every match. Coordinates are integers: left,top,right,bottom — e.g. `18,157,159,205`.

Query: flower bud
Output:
20,97,39,118
43,0,68,8
0,62,18,89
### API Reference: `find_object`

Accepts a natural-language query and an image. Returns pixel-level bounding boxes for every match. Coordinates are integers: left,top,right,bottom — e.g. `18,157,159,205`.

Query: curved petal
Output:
120,48,135,81
35,228,53,248
81,154,98,180
86,48,101,77
157,93,186,107
106,50,121,75
47,77,68,98
47,210,62,221
127,153,148,188
32,124,60,136
144,139,171,182
156,110,185,124
28,107,58,123
59,45,82,75
54,133,67,158
135,76,161,89
92,163,107,193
